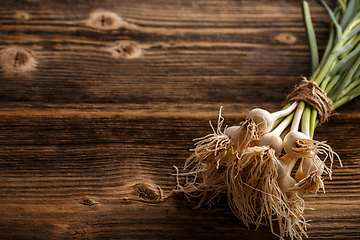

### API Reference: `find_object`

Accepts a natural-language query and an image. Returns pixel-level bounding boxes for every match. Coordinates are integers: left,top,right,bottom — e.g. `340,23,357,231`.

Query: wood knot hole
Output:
275,33,297,45
111,41,142,59
1,46,37,73
86,11,125,30
78,197,97,206
134,183,159,202
15,11,30,20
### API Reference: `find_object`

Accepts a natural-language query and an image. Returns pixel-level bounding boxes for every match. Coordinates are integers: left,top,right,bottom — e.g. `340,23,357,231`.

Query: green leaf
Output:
302,1,319,73
340,0,357,28
319,0,343,41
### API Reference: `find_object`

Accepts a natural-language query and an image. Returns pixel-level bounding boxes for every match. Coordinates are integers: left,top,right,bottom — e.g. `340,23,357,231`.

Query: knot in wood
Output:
0,46,37,73
135,183,159,202
275,33,297,45
111,41,142,59
78,197,97,206
14,11,30,20
286,77,332,124
86,11,125,30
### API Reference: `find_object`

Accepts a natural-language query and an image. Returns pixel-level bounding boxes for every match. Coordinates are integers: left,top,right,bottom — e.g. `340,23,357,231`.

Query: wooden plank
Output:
0,107,359,239
0,0,359,239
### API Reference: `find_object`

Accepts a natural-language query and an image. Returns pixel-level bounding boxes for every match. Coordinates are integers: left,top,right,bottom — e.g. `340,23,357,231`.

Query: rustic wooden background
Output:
1,0,359,239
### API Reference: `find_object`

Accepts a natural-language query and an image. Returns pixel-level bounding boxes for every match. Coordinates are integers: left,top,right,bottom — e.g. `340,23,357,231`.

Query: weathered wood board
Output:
1,0,359,239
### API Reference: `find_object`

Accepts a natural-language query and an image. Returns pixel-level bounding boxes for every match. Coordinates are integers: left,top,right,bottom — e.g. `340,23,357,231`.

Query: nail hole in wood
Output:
1,46,37,73
85,11,124,30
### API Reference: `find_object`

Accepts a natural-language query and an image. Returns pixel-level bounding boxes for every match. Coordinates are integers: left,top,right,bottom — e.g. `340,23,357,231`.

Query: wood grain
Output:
0,0,359,239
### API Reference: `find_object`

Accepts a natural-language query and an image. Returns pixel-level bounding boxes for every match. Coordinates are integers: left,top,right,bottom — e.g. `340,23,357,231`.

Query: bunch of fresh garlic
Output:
172,0,360,238
174,102,341,239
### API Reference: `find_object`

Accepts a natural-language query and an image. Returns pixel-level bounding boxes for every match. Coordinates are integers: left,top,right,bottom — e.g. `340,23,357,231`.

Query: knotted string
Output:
286,77,332,124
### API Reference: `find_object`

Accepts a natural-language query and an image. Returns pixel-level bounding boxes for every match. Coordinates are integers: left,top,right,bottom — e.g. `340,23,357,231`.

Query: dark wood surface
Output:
1,0,360,239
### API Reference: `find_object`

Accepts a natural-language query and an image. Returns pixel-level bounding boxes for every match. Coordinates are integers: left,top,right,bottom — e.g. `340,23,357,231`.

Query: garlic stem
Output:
270,101,298,121
271,112,295,136
290,101,305,133
301,105,311,138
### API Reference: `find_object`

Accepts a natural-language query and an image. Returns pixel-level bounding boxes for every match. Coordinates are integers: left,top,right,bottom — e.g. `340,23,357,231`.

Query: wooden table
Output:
1,0,359,239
